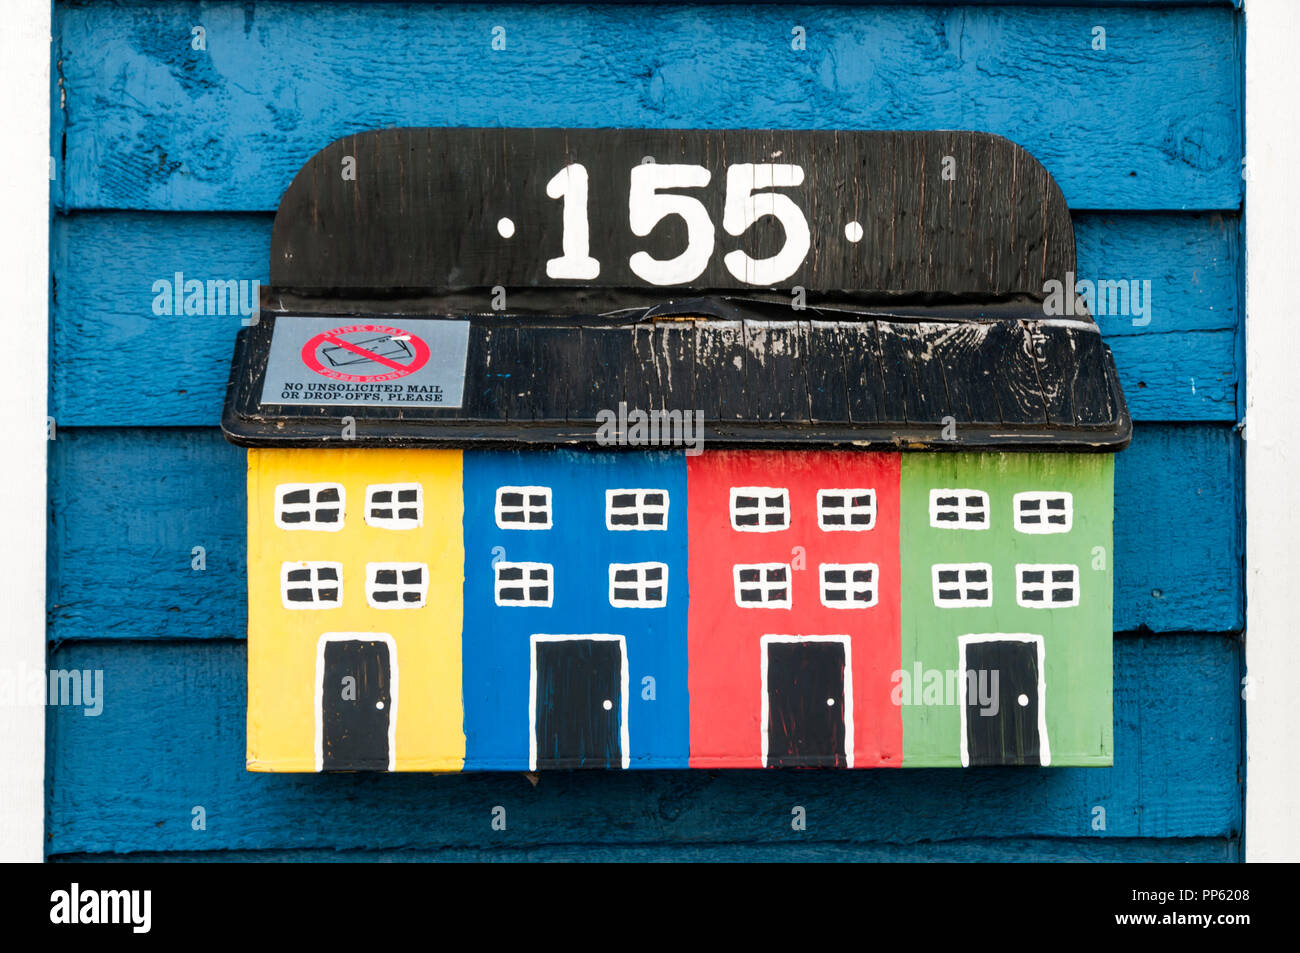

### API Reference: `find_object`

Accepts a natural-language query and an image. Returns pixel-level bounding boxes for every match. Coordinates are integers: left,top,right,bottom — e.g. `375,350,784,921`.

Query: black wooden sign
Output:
271,128,1075,300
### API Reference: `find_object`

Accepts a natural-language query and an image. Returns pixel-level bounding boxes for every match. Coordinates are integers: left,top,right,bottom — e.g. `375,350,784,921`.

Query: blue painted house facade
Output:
462,451,690,770
45,1,1244,860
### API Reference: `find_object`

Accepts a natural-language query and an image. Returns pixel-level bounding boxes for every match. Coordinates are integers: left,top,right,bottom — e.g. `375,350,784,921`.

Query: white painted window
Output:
929,488,990,530
495,486,552,530
1016,564,1080,608
730,487,790,532
606,488,669,530
817,488,876,531
932,563,994,607
608,562,668,608
365,483,422,529
495,561,554,607
365,562,428,609
1014,491,1073,534
280,561,343,610
733,563,793,608
275,483,345,531
819,563,878,608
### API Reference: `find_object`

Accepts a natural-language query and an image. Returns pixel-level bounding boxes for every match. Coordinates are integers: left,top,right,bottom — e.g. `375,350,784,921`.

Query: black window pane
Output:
824,570,846,583
936,496,958,507
1020,499,1040,511
316,488,340,503
402,568,423,584
1052,569,1074,583
286,588,313,602
965,495,983,507
966,511,985,523
938,589,961,600
768,588,787,601
1022,589,1043,601
740,588,761,602
499,587,523,601
853,590,873,602
529,586,549,601
822,495,844,508
644,567,663,581
1021,514,1041,524
500,510,524,522
611,494,636,508
318,588,338,602
398,489,418,502
315,508,339,523
967,588,989,600
825,589,846,601
735,513,759,526
645,587,663,601
285,569,311,582
966,569,988,583
936,512,958,522
610,513,638,526
1047,498,1066,510
281,489,310,505
614,587,637,601
852,494,872,507
398,507,419,521
643,493,664,506
1022,571,1044,584
528,510,548,523
767,567,786,582
370,508,393,520
738,569,760,583
402,591,422,603
1052,588,1075,602
500,492,523,506
316,567,338,581
765,496,784,508
822,513,845,525
850,513,871,524
372,590,398,603
280,511,309,523
370,490,393,504
1047,514,1067,524
853,569,872,583
643,512,664,525
765,512,785,525
529,568,549,581
938,570,959,583
374,570,397,585
497,567,522,581
614,570,637,583
736,496,758,508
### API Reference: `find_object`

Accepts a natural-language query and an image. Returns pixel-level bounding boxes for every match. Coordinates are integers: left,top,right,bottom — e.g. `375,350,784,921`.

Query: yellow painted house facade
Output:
245,447,466,771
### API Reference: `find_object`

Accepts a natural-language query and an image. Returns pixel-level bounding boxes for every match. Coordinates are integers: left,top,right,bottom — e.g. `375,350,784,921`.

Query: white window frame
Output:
494,561,554,607
364,482,423,530
1013,491,1073,534
314,633,398,772
733,562,793,609
365,562,428,609
280,561,344,610
495,485,553,530
957,634,1049,768
929,488,990,530
275,482,346,531
605,488,670,531
1015,563,1080,609
817,488,876,531
931,562,994,608
729,486,790,532
818,563,879,609
760,634,854,769
608,562,668,608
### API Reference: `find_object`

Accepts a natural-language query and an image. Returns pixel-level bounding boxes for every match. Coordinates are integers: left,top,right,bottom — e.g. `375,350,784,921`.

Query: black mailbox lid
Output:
221,295,1130,451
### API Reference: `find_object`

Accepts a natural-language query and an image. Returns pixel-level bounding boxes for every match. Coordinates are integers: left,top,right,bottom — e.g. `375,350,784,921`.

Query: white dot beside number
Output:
844,221,864,243
497,217,516,238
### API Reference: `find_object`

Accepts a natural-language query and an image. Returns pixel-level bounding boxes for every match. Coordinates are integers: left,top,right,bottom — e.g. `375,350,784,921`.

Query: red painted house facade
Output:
686,450,903,768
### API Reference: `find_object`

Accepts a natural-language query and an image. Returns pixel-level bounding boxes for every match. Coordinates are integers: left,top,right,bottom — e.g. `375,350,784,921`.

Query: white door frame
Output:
760,634,854,768
0,0,50,863
529,634,630,770
957,634,1051,768
1244,0,1300,862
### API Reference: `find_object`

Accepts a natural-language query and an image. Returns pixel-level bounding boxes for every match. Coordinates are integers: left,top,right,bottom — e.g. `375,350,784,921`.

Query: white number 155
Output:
545,162,812,286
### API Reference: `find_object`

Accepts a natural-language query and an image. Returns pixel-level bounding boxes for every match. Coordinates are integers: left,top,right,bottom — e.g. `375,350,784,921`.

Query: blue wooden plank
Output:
52,3,1242,211
42,634,1241,854
50,838,1240,863
47,423,1241,639
49,211,1240,425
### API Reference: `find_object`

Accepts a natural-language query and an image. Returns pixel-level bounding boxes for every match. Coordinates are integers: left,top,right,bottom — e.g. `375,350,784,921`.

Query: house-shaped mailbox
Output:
222,128,1130,772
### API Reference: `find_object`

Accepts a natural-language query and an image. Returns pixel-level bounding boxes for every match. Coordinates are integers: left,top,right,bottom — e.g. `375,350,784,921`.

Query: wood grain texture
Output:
52,3,1242,212
43,634,1241,854
50,211,1240,426
47,423,1241,641
49,837,1240,864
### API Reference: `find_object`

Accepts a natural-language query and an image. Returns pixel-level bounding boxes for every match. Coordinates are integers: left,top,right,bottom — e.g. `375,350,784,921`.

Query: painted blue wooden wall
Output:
47,1,1244,861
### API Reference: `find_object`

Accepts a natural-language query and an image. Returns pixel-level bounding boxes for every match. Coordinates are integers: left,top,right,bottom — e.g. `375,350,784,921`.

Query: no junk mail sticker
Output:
260,316,470,406
224,128,1130,774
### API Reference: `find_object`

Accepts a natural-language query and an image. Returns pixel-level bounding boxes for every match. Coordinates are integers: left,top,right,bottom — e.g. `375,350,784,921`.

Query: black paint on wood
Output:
320,639,392,772
964,640,1042,768
269,128,1076,302
765,640,848,769
222,299,1132,450
533,638,623,770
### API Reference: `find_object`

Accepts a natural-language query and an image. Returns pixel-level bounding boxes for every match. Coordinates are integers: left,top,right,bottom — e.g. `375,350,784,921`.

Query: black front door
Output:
964,638,1041,766
533,638,623,769
320,638,392,771
765,639,847,768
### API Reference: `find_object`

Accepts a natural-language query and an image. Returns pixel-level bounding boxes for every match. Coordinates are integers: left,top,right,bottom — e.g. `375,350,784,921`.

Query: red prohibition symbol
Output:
300,324,431,383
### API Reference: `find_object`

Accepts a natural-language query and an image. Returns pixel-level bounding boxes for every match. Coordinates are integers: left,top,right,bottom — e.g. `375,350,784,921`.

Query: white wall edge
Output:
1245,0,1300,862
0,0,50,863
